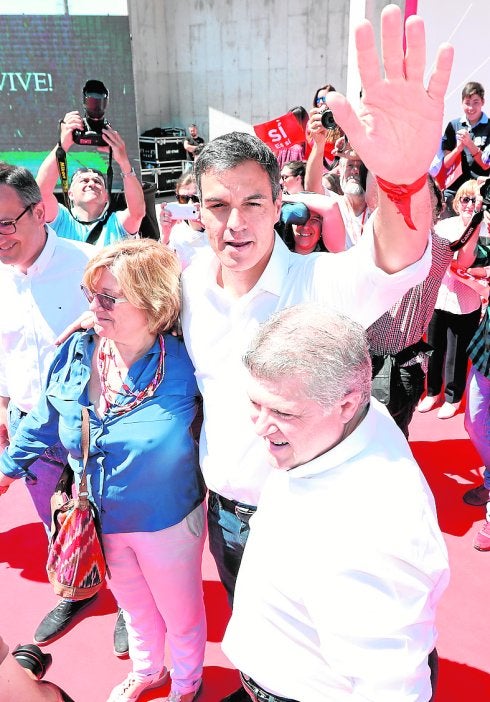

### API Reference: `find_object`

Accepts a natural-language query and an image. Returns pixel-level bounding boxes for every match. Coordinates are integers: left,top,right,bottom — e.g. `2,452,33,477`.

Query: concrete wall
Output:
128,0,403,140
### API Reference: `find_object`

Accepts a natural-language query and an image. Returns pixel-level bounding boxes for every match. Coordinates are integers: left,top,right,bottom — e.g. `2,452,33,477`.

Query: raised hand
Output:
326,4,454,184
99,125,129,165
59,110,84,151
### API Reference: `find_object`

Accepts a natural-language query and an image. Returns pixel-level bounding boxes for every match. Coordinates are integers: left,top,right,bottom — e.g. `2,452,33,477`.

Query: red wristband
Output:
375,174,427,230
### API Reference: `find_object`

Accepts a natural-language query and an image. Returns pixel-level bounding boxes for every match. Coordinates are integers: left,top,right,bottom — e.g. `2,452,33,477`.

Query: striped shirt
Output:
367,232,453,370
467,243,490,377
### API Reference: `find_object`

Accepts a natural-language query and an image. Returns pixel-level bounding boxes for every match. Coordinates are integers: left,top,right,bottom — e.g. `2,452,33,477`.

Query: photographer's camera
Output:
72,79,110,147
320,108,337,131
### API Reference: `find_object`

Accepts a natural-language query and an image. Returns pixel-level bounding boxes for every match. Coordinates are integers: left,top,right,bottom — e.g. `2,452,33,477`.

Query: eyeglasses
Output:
460,196,477,205
0,204,33,235
315,96,328,106
80,284,128,311
177,194,200,204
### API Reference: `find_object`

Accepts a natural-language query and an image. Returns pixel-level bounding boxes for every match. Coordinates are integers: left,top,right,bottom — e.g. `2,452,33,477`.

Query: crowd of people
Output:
0,4,489,702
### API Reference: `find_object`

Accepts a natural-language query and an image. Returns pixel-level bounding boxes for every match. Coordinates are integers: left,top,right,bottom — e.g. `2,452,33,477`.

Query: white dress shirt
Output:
0,227,92,412
223,399,449,702
182,221,431,505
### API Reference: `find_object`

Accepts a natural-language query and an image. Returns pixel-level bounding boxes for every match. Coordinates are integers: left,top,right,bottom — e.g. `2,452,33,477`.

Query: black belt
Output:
210,491,257,522
240,673,299,702
371,339,433,368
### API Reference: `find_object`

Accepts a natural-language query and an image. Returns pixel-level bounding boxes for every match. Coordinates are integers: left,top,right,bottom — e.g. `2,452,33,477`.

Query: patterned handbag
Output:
46,407,107,601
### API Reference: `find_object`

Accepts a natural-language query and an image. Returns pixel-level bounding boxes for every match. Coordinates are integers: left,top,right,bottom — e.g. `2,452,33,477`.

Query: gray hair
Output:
194,131,281,201
0,163,42,208
243,304,372,410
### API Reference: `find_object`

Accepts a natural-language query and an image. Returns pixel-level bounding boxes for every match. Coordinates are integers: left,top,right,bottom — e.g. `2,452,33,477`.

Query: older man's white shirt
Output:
222,399,449,702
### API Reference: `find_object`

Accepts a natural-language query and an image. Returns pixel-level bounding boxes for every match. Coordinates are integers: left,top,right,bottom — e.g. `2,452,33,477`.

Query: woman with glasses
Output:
308,83,342,169
418,180,484,419
159,171,208,269
0,239,206,702
279,160,306,194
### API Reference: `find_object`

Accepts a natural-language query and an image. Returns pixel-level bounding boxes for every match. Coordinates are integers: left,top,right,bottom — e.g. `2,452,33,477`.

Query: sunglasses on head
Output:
177,194,200,204
460,196,476,205
80,284,127,311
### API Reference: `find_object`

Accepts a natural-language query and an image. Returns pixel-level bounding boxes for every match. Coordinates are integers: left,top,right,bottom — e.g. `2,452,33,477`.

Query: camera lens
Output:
320,109,337,131
12,643,52,680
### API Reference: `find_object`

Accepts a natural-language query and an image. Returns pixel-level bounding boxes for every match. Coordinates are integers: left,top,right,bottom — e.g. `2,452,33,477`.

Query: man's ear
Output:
32,200,46,224
339,390,364,424
273,194,282,226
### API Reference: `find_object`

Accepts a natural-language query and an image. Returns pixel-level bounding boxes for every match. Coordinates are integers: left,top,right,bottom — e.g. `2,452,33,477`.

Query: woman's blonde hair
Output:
453,179,479,214
83,239,181,334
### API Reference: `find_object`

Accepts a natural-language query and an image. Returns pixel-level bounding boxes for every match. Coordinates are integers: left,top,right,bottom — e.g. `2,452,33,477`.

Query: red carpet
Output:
1,405,489,701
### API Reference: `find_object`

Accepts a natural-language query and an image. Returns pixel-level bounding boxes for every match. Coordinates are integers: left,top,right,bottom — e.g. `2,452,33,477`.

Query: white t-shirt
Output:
223,399,449,702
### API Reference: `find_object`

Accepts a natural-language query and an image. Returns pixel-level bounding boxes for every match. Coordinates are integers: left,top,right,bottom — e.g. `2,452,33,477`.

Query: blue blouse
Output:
0,331,205,534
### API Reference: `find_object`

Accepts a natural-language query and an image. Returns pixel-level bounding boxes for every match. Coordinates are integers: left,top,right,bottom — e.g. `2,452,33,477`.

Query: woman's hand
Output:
159,203,175,245
466,266,490,280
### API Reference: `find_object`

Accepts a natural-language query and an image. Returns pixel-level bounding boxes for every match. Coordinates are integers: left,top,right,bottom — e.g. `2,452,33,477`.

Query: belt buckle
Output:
234,504,255,521
241,674,273,702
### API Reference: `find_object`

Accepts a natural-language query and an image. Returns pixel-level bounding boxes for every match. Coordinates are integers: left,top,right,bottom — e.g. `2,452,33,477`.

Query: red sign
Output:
253,112,305,153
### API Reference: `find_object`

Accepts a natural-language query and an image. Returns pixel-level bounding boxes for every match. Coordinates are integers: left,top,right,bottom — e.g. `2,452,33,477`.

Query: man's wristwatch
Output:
121,167,136,178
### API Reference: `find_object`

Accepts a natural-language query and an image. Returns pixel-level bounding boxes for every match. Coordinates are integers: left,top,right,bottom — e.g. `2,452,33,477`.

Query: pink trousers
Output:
103,502,207,695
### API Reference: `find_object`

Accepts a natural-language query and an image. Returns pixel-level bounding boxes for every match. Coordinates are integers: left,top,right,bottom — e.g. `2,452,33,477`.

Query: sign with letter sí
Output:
253,113,305,153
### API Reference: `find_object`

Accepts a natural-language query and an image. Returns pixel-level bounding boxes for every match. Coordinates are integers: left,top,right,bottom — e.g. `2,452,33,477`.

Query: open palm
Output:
327,4,454,184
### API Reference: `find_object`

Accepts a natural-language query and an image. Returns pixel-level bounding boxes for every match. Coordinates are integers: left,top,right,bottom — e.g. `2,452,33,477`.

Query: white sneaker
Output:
417,395,439,413
107,667,169,702
437,401,460,419
164,680,202,702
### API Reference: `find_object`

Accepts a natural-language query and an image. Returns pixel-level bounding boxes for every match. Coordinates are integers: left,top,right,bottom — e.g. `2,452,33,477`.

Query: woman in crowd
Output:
308,83,342,168
275,106,309,169
280,160,306,194
0,240,206,702
277,202,328,255
418,180,484,419
159,171,209,269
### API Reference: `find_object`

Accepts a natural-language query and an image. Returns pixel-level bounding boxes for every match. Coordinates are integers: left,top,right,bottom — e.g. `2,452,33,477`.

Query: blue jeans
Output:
207,491,256,606
8,403,67,530
464,367,490,489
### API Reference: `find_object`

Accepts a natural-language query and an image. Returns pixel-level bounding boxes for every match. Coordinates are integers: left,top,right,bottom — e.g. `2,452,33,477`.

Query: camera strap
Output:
449,210,484,252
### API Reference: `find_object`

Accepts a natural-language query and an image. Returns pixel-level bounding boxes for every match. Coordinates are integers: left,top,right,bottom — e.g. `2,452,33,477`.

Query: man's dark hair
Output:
0,163,42,207
70,167,107,188
462,82,484,101
194,132,281,201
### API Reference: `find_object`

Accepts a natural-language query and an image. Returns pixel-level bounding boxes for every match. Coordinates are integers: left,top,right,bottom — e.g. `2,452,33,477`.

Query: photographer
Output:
36,111,145,246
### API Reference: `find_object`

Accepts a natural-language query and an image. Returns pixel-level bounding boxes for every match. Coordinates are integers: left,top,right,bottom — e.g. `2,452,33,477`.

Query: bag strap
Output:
84,209,112,245
449,209,484,251
78,407,90,509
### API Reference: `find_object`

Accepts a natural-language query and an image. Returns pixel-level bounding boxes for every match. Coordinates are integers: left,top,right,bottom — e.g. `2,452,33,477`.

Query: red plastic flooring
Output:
1,403,489,701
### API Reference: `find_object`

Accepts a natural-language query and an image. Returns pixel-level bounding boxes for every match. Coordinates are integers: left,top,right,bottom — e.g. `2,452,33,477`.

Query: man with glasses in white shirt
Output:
0,163,95,646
